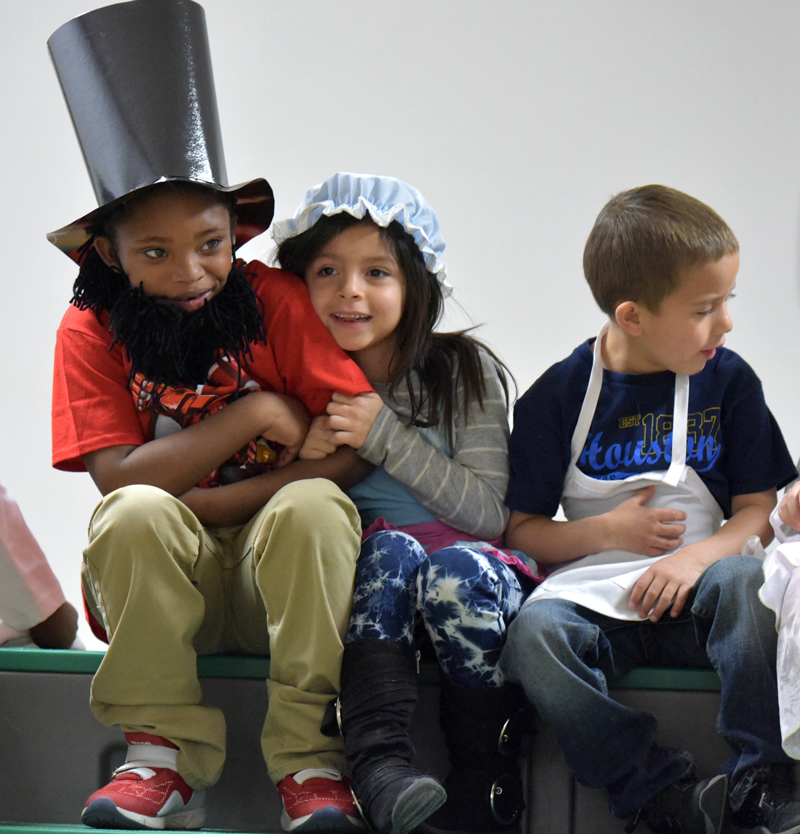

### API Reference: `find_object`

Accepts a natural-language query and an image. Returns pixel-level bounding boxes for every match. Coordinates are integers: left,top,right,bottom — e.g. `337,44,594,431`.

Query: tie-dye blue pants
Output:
345,529,527,687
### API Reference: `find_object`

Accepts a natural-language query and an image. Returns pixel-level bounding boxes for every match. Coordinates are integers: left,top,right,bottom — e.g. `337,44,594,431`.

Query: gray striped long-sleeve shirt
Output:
356,349,511,540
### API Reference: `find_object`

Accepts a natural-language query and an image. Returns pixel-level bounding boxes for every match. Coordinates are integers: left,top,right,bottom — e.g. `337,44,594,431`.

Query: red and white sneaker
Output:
82,733,206,830
278,768,364,833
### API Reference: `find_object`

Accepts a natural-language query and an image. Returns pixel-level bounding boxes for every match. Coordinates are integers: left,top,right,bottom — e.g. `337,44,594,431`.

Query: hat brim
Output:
47,176,274,264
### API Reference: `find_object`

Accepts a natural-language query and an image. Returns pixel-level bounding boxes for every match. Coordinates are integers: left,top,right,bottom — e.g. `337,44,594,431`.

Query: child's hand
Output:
252,392,310,465
325,391,384,450
628,544,707,621
778,481,800,531
299,416,338,460
604,485,687,556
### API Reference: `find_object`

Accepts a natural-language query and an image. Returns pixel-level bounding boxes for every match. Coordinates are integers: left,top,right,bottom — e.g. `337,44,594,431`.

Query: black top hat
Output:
47,0,274,263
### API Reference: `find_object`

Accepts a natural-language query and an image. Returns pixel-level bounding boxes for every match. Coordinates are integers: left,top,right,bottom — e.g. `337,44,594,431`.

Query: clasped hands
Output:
299,392,384,460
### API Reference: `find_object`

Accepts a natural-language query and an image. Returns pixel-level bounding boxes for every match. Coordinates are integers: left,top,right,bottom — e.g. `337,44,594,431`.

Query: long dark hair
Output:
276,213,512,443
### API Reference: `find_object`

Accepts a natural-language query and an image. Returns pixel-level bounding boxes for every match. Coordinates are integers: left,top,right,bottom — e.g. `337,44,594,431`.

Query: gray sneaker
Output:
626,773,728,834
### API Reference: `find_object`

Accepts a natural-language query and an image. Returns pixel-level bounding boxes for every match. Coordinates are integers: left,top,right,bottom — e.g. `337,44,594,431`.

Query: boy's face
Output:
96,188,234,310
626,253,738,376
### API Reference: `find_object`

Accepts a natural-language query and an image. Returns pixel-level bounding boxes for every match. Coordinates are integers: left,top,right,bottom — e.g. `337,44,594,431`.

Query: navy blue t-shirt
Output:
507,339,796,520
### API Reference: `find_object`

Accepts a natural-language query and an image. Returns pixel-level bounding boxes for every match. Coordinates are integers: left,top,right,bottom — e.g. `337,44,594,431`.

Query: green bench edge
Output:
0,647,721,690
0,647,270,679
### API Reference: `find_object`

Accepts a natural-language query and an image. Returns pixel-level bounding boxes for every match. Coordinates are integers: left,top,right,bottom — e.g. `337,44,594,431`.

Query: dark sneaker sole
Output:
284,806,365,834
82,798,206,831
83,799,150,831
391,778,448,834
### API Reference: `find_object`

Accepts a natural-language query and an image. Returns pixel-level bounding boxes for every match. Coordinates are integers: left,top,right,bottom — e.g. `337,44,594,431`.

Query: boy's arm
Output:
256,267,372,411
628,487,777,622
180,447,373,527
83,390,309,497
505,484,687,564
85,391,373,528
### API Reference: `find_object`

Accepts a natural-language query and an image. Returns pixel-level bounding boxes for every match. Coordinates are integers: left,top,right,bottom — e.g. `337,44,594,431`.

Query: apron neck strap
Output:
569,321,610,464
570,321,689,486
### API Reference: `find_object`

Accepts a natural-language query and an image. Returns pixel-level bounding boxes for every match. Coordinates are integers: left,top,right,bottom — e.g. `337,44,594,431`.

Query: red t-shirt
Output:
52,262,370,472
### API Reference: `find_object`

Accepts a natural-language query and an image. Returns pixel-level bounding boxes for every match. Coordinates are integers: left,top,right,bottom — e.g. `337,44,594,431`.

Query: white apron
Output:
758,507,800,756
524,321,724,619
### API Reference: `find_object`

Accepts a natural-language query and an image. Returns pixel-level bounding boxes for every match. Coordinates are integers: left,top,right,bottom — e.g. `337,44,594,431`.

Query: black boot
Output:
337,640,446,834
422,678,528,834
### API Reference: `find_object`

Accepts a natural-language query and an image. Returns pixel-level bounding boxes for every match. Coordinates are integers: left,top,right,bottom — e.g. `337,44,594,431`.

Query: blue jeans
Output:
500,555,788,818
346,529,527,687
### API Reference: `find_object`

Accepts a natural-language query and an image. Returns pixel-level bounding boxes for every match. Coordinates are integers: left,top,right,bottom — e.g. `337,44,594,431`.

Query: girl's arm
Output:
356,351,511,539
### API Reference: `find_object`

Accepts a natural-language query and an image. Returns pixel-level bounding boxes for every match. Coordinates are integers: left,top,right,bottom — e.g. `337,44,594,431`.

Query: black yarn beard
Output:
71,247,266,387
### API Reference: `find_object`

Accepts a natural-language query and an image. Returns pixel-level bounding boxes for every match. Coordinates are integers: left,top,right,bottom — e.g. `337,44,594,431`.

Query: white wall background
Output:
2,0,800,649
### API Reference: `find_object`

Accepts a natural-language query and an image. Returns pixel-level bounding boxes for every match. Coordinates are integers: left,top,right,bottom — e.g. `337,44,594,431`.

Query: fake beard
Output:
72,252,266,387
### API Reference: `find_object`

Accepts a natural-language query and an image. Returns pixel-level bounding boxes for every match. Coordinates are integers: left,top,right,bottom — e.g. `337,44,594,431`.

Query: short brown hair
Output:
583,185,739,317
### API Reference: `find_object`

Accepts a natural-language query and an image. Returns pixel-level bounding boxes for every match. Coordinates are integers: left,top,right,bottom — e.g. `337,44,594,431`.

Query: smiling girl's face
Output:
94,186,234,312
304,222,406,382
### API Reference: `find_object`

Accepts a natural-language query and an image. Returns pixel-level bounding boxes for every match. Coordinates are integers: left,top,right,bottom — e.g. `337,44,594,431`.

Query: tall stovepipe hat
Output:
46,0,274,263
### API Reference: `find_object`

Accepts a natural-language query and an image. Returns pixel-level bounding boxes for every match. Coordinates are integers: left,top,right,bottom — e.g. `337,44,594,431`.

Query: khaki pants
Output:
82,478,360,790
